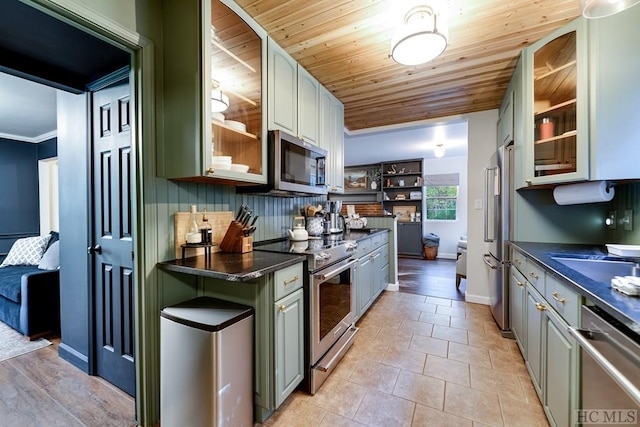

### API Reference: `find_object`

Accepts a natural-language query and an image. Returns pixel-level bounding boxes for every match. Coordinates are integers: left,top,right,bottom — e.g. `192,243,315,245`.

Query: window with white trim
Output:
425,173,459,221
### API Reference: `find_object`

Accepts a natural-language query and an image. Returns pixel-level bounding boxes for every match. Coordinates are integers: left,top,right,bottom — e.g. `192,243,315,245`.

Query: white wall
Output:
38,158,59,234
344,111,498,303
424,156,467,258
344,119,469,257
464,109,499,305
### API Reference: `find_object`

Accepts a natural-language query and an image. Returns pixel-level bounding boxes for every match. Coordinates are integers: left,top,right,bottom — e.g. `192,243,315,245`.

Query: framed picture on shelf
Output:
344,171,367,189
392,205,417,222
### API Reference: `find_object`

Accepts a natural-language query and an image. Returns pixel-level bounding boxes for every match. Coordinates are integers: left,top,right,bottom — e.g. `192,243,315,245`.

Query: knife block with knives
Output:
219,205,257,253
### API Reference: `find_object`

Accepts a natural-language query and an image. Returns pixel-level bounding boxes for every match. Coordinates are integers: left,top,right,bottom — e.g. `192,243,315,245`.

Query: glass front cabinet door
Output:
522,18,588,187
162,0,267,184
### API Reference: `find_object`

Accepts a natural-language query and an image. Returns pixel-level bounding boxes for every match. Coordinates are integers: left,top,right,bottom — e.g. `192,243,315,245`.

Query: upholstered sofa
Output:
0,233,60,339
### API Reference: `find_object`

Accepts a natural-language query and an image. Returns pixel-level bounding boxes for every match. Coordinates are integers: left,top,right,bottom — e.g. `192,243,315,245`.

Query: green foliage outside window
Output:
426,186,458,220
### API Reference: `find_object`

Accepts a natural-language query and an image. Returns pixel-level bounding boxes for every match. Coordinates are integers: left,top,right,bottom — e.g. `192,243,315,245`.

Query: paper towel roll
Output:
553,181,614,205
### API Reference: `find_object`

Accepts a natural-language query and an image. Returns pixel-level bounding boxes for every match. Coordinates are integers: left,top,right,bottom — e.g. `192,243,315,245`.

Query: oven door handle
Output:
314,259,356,281
568,326,640,406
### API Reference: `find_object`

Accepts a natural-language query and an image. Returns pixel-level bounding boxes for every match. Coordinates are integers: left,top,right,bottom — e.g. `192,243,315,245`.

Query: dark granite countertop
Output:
157,251,305,282
512,241,640,334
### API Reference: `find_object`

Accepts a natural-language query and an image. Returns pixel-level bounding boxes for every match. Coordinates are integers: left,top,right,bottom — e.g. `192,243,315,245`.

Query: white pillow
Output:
38,240,60,270
0,235,51,268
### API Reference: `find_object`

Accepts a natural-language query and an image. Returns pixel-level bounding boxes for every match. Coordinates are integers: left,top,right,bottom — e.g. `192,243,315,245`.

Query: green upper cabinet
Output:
267,38,320,146
587,5,640,180
267,38,297,136
297,65,320,145
522,18,589,187
497,89,514,147
268,38,344,193
161,0,268,184
319,86,345,194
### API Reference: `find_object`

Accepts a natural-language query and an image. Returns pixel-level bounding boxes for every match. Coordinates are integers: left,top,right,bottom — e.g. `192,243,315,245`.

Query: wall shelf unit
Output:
335,159,425,257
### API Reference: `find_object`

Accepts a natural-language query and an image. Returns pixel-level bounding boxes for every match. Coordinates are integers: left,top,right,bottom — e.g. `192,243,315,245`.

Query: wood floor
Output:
0,337,136,426
0,257,465,426
398,257,466,301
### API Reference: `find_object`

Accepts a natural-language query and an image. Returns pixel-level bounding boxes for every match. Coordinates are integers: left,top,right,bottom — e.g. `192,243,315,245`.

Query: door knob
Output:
87,244,102,254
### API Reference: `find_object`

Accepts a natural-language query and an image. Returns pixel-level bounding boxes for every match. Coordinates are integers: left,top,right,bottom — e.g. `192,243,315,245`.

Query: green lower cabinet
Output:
380,263,389,295
354,237,390,322
544,308,577,427
372,244,389,297
525,285,545,396
274,288,304,407
509,266,527,354
199,262,304,422
357,255,373,317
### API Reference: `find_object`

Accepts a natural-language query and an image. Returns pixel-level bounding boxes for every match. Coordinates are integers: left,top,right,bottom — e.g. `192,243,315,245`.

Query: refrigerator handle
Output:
483,166,497,242
483,253,502,270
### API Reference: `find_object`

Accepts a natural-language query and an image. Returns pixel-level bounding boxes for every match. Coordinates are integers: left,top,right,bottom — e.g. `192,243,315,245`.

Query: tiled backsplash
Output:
606,182,640,245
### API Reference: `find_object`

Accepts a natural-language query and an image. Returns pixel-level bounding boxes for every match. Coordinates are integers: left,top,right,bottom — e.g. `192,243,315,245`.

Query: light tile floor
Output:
259,291,549,426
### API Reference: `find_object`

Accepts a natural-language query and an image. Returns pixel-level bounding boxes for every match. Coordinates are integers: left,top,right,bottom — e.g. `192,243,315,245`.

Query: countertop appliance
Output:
325,200,345,234
570,305,640,424
255,236,358,393
237,130,327,196
483,142,513,336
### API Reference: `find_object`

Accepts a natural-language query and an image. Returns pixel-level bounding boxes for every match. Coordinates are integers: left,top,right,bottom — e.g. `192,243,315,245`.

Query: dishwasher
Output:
569,305,640,426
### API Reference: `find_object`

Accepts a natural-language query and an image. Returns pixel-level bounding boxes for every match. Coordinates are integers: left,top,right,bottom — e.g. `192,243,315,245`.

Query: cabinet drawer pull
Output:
278,304,286,312
207,167,215,174
535,302,547,311
514,259,522,266
526,179,532,186
517,281,525,287
283,275,299,286
529,272,539,280
551,291,566,303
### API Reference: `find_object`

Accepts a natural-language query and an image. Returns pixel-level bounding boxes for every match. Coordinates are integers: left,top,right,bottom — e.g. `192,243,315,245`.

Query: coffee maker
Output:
325,200,344,234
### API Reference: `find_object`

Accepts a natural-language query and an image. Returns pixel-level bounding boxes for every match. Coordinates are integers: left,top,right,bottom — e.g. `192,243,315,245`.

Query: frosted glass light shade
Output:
581,0,640,18
434,145,445,158
211,89,229,113
390,6,448,66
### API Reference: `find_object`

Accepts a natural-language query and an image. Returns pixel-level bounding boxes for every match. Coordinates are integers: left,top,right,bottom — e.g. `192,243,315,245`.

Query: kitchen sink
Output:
551,256,639,283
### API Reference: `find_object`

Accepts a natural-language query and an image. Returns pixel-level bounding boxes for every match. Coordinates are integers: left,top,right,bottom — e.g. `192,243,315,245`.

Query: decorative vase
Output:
370,181,377,190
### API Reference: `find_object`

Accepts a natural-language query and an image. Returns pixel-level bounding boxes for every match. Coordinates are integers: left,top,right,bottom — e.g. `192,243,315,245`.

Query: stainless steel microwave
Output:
238,130,328,196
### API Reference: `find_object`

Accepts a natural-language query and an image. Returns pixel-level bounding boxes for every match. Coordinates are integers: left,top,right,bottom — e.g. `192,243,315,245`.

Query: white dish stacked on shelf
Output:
224,120,246,132
212,112,225,123
230,164,249,173
211,155,232,171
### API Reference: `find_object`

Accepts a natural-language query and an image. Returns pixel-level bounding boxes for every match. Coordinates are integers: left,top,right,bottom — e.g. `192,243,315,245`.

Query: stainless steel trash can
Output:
160,297,254,427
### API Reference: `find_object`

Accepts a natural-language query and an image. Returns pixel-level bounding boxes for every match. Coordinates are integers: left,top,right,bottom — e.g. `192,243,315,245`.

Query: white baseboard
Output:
464,293,491,305
436,253,457,260
385,282,399,292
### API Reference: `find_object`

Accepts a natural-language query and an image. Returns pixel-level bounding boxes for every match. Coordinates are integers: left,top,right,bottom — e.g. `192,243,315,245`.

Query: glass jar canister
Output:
186,205,202,244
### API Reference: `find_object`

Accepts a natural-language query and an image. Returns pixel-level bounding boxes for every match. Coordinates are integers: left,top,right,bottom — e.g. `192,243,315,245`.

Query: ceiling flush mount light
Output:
211,81,229,113
581,0,640,18
390,5,448,66
434,143,445,158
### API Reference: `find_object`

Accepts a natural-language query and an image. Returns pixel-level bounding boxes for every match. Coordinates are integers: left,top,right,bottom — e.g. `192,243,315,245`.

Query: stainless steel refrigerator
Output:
483,142,513,336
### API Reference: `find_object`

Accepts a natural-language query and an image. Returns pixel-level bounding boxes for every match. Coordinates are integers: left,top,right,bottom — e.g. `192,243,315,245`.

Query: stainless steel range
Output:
256,237,359,393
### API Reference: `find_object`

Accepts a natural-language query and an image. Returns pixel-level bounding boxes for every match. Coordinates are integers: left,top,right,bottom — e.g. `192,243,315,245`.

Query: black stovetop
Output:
254,235,348,255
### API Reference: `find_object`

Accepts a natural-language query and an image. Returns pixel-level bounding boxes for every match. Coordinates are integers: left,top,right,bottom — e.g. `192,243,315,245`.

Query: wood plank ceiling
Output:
234,0,582,131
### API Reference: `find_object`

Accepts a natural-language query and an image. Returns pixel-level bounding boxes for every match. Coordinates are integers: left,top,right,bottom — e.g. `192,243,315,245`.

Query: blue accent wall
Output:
0,137,57,255
38,137,58,159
